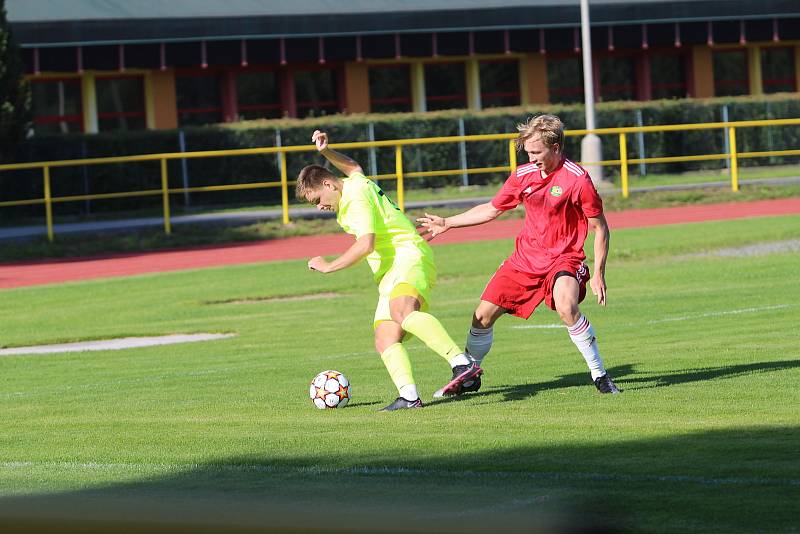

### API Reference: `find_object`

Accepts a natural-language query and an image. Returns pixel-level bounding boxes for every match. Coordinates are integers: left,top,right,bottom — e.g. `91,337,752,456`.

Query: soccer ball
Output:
309,370,350,409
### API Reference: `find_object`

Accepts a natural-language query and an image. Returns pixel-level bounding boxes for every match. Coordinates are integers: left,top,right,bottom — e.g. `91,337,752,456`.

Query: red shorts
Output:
480,259,590,319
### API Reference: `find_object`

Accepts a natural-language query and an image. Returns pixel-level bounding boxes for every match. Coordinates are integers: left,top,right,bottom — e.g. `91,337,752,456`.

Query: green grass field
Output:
1,215,799,533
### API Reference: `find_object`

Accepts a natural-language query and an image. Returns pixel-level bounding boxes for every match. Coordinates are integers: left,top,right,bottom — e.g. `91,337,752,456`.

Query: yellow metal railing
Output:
1,117,798,241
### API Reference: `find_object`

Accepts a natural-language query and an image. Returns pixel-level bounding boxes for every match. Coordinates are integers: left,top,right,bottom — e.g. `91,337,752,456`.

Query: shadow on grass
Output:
346,400,383,408
0,426,798,533
438,360,800,404
618,359,800,390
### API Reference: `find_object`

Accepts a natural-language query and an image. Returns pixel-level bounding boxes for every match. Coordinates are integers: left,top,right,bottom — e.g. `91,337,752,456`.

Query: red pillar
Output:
220,71,238,122
336,66,347,113
636,53,652,101
281,69,297,118
685,51,695,97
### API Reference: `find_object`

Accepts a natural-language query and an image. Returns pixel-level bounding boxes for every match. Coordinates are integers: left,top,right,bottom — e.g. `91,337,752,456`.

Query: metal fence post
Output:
729,127,739,192
634,109,646,176
280,151,289,224
458,117,468,187
367,122,378,185
178,130,190,206
161,158,171,234
765,101,775,164
395,145,404,211
275,128,282,187
43,165,54,242
81,140,91,214
722,105,730,173
619,133,629,198
508,139,517,173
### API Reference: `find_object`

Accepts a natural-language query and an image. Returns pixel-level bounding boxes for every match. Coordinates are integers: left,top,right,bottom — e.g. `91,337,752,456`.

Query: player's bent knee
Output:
472,305,501,329
388,294,421,324
374,336,393,354
555,300,580,325
472,314,492,329
389,309,409,325
374,321,404,354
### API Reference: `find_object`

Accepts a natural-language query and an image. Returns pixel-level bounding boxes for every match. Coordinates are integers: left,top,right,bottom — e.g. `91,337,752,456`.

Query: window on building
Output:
425,62,466,111
237,71,281,120
295,69,340,118
369,65,412,113
651,53,687,99
761,47,796,94
547,56,583,104
176,74,223,126
713,50,748,96
599,56,636,101
96,76,146,132
30,78,83,135
479,60,520,108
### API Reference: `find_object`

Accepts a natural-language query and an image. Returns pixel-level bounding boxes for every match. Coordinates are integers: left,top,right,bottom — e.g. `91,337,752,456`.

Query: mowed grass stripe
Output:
2,461,798,488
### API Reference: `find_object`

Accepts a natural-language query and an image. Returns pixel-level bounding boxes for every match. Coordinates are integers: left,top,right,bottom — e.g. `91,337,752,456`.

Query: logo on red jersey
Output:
549,185,563,197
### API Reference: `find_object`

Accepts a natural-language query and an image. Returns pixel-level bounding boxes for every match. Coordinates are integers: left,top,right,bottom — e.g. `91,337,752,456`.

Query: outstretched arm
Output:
587,213,610,306
416,202,503,240
312,130,363,177
308,233,375,274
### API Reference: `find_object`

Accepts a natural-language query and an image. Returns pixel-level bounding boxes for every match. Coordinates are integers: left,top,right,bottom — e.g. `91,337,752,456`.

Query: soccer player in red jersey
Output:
417,115,620,395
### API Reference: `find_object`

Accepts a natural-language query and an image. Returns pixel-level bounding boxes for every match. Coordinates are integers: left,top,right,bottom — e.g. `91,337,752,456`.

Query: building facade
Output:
8,0,800,135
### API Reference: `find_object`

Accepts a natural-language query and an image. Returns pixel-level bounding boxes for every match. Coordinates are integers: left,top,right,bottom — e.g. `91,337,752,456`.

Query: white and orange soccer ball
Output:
309,370,350,409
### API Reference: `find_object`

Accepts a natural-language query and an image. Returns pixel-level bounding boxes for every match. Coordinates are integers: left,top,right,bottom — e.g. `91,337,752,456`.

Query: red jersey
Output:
491,157,603,274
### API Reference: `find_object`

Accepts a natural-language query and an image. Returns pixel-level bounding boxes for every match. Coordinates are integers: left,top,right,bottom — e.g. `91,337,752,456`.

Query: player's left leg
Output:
552,273,619,394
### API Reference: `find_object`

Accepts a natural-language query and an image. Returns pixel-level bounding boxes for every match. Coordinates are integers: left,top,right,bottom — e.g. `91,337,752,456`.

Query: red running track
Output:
2,197,798,290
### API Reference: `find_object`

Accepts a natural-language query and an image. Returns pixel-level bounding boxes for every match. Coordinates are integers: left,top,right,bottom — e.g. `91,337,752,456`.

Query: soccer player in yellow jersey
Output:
296,130,482,411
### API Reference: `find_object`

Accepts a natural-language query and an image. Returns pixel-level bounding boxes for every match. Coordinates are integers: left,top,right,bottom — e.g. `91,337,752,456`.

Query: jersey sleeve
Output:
491,172,523,211
577,174,603,218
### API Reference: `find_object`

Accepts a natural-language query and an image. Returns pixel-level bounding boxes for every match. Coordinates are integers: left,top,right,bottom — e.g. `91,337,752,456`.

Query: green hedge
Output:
3,93,799,218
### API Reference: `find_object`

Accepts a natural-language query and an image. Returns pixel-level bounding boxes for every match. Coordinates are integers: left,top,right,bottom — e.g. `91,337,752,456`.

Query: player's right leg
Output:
454,300,507,394
466,300,506,365
455,261,537,395
374,318,423,411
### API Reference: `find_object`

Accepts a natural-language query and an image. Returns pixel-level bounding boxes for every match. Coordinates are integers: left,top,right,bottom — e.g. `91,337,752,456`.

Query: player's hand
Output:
308,256,330,273
311,130,329,152
590,274,607,306
416,212,449,241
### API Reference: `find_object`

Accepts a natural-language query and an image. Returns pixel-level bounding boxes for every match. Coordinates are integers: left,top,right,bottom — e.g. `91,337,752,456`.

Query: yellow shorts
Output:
373,255,436,328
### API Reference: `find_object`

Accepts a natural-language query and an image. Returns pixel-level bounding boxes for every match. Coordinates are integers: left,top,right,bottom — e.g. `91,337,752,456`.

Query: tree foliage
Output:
0,0,31,162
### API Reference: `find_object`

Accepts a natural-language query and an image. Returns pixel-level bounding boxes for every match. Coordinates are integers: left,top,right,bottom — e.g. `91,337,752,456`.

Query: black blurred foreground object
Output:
0,492,624,534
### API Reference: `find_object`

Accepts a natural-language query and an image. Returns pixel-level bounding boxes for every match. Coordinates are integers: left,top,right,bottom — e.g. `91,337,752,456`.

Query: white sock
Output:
448,352,472,367
466,326,493,365
399,384,419,401
567,314,606,380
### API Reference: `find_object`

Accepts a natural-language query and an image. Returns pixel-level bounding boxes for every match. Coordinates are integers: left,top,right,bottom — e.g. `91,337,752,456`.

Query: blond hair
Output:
295,164,336,200
515,114,565,152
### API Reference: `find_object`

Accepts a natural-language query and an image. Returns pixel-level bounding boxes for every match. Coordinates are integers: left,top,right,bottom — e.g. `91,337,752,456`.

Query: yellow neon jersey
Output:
336,172,433,280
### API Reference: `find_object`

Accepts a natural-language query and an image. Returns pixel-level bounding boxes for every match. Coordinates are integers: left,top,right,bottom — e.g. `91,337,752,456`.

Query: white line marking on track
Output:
1,461,797,488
